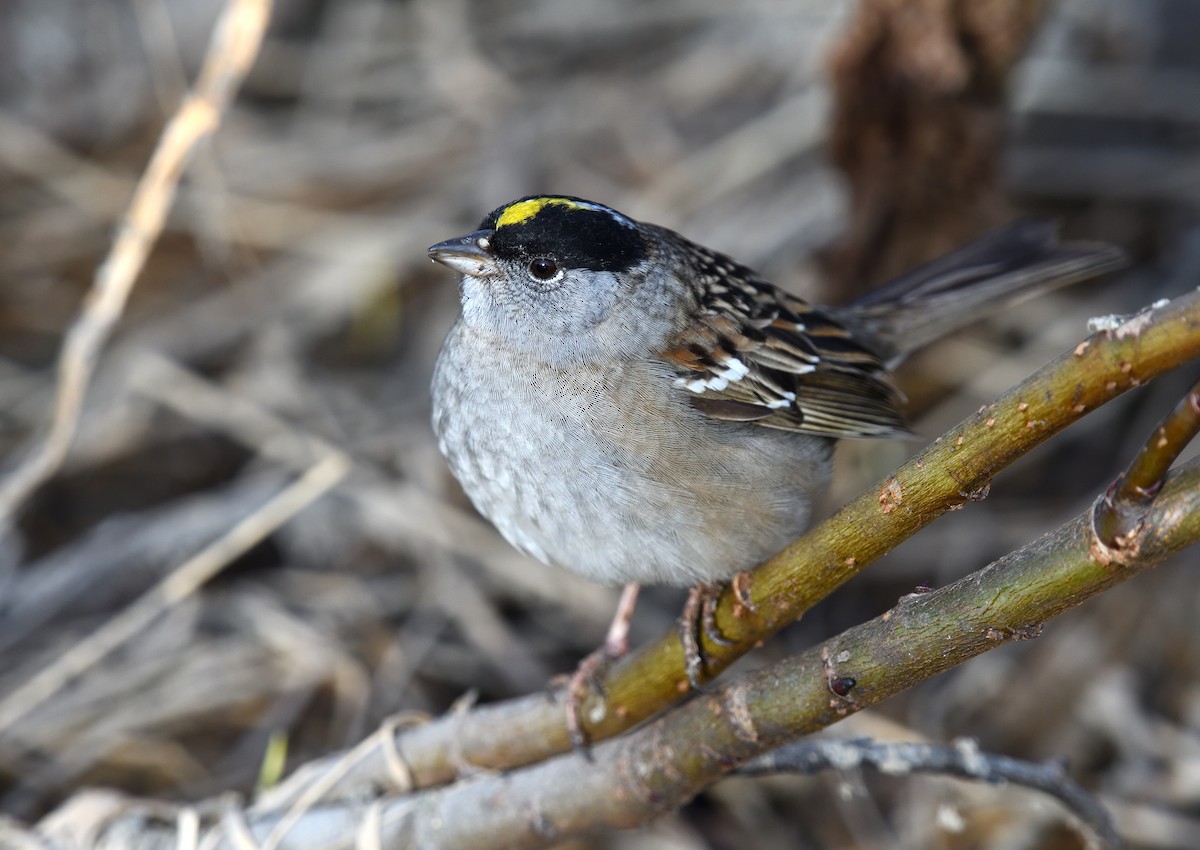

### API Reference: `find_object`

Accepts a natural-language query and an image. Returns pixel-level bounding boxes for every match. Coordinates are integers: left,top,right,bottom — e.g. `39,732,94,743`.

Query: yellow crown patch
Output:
495,197,591,229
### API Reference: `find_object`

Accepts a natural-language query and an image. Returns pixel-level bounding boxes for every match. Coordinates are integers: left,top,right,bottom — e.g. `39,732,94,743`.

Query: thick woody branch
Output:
42,457,1200,849
240,291,1200,810
583,293,1200,731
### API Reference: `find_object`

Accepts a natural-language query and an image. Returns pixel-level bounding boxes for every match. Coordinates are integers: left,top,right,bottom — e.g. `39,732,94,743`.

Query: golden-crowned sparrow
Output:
428,195,1123,729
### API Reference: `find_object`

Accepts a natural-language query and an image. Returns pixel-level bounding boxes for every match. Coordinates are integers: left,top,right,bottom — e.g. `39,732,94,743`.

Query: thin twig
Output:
0,0,273,521
1095,375,1200,551
739,737,1123,850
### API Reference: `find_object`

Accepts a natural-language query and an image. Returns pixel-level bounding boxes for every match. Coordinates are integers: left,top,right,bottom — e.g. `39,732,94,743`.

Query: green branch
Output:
583,291,1200,737
255,290,1200,807
195,457,1200,849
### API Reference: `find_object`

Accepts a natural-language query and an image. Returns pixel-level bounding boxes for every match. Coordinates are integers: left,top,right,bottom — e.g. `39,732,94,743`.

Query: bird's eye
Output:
528,257,559,281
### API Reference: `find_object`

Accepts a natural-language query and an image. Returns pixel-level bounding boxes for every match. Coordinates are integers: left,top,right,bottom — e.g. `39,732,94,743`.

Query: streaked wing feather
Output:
657,237,909,439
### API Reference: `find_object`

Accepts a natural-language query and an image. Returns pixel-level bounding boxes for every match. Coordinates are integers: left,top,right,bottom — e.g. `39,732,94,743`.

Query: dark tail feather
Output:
842,220,1128,361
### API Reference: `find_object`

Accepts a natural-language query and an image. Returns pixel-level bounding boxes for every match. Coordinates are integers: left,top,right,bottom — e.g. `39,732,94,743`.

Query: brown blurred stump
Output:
823,0,1051,296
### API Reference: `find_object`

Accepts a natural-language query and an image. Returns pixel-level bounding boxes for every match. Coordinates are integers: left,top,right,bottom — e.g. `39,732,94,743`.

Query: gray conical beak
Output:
428,230,497,277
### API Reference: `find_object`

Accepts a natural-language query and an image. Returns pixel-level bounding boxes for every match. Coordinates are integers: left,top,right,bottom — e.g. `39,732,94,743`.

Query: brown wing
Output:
657,240,909,439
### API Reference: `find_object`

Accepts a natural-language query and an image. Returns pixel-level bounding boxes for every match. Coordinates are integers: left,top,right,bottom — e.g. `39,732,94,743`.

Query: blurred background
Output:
1,0,1199,847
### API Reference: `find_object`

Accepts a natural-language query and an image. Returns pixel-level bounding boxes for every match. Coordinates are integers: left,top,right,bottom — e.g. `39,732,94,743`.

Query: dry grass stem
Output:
0,0,272,520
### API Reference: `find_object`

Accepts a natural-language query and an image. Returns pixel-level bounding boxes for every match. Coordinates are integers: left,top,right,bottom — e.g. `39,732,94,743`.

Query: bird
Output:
426,195,1124,743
